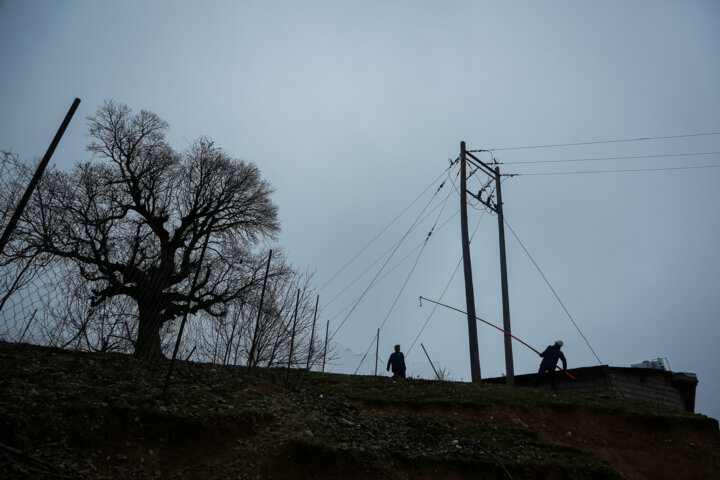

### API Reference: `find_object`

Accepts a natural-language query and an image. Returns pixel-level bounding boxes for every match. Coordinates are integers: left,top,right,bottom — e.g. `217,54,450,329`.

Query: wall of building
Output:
484,366,698,413
607,369,687,411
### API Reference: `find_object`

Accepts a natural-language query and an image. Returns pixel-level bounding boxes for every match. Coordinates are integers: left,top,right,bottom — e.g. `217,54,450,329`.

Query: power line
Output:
468,132,720,152
447,166,504,214
511,165,720,176
503,218,603,365
328,171,450,343
407,211,486,357
354,188,454,374
324,204,461,326
323,180,458,310
318,161,456,291
501,151,720,165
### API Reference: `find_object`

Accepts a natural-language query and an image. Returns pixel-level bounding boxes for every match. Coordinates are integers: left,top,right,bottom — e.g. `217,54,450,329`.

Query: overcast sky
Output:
2,1,719,419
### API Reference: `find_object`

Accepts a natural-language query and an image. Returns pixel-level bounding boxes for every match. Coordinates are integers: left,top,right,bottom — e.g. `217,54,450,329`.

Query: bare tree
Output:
194,263,328,369
11,101,280,360
248,267,317,368
434,365,456,382
32,261,139,353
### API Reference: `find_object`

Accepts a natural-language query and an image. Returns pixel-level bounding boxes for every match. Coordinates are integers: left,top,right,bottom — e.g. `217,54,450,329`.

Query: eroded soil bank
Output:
2,342,718,479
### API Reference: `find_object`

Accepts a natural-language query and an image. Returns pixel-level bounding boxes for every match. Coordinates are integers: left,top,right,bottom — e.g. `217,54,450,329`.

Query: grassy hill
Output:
1,341,718,479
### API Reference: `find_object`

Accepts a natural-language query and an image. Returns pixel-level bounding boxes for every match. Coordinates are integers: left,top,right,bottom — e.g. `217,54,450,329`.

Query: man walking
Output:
386,344,406,379
533,340,567,390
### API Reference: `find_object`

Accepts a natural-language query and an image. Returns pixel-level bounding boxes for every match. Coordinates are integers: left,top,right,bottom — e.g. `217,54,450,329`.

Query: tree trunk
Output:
135,301,165,361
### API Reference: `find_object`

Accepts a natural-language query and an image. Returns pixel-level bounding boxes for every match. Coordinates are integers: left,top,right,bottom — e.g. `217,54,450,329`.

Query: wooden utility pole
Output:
495,166,514,385
460,141,482,382
461,147,516,385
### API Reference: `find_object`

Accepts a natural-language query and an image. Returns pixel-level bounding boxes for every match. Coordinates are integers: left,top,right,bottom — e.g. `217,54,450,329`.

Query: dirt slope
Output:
1,342,718,479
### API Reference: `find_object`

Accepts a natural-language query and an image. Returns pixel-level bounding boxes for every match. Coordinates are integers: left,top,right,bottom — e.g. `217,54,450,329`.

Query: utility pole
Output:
494,166,514,385
460,146,516,386
460,141,482,383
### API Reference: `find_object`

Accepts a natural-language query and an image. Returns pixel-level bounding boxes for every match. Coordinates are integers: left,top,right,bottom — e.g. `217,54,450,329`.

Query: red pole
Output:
419,296,575,380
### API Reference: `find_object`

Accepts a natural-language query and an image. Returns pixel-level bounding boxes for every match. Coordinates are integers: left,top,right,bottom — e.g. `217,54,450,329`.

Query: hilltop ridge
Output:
1,341,718,479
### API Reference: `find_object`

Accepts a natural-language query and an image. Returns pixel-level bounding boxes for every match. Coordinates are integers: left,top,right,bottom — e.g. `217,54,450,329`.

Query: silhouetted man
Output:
533,340,567,390
386,344,406,379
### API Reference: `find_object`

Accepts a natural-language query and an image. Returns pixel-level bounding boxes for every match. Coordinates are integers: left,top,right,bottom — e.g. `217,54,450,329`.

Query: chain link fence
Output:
1,115,330,371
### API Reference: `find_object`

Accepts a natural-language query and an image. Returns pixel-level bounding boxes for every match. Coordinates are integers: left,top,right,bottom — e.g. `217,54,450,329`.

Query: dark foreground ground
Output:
1,341,718,479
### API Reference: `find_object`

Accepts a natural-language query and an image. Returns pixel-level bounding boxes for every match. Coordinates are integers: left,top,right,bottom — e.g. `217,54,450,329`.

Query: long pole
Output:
421,343,441,381
18,309,38,343
420,296,575,380
322,320,329,373
460,141,482,382
374,328,379,376
247,249,273,370
286,288,300,380
495,166,515,386
0,98,81,256
306,294,319,369
163,228,213,400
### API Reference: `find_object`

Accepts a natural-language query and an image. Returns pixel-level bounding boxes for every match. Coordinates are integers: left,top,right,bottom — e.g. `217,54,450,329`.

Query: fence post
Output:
374,328,379,376
306,294,319,370
163,228,213,400
18,309,38,343
247,250,273,370
185,345,197,362
322,320,329,373
0,98,81,257
421,343,441,381
286,288,300,381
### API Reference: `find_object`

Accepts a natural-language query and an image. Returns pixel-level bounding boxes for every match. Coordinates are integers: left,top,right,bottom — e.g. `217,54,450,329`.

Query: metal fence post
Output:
286,288,300,380
0,98,81,256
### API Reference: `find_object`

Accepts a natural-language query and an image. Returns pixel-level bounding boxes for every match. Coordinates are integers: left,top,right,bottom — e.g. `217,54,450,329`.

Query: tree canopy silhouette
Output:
14,101,280,360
